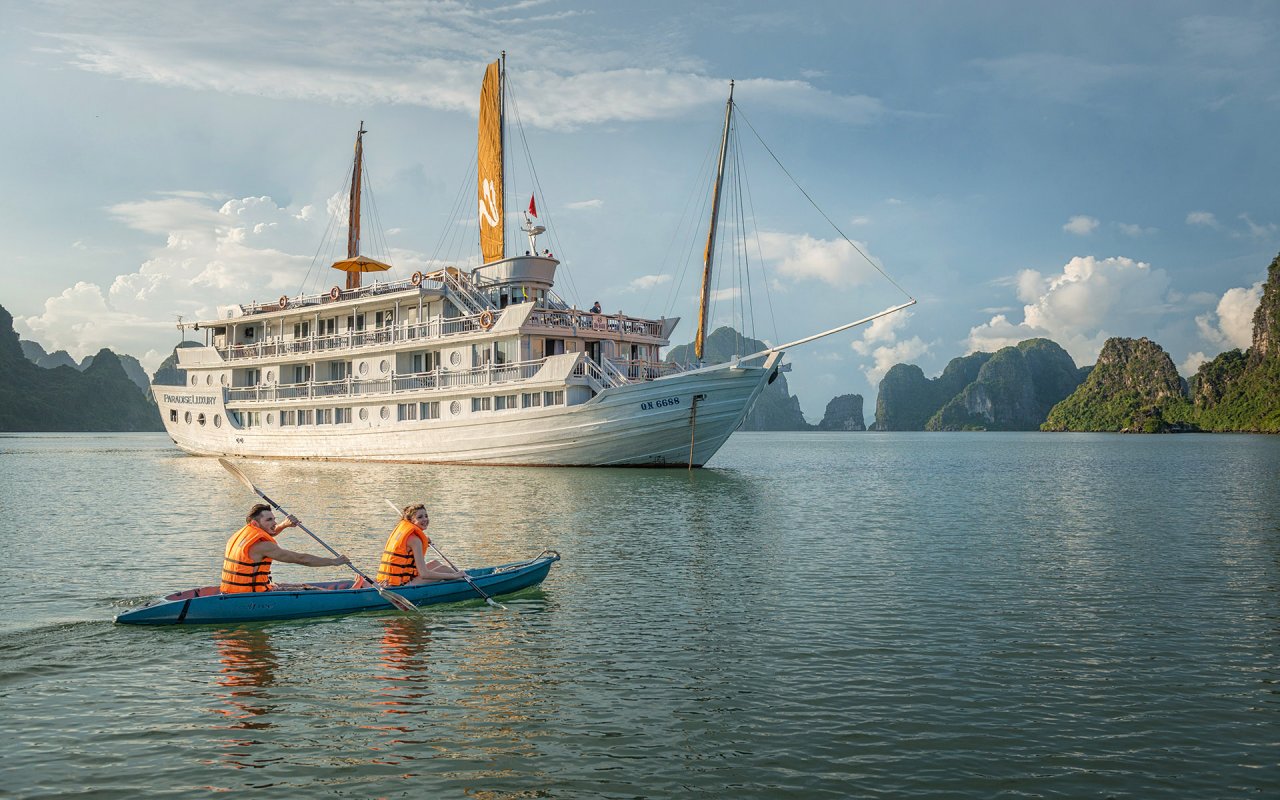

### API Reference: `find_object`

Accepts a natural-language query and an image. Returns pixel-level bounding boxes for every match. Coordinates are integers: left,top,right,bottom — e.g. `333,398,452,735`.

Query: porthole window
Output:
184,411,192,424
359,362,369,376
379,406,390,420
379,359,389,374
220,374,228,386
190,375,198,386
213,415,222,428
450,351,462,367
450,400,461,416
359,408,369,421
266,370,275,383
266,413,274,425
197,413,206,426
205,374,212,385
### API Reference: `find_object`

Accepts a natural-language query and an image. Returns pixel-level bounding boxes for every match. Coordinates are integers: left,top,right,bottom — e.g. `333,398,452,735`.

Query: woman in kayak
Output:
221,504,351,593
374,504,466,587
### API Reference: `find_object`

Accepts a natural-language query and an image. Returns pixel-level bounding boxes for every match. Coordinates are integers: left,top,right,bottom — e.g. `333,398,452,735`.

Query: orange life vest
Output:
220,523,277,593
377,519,430,586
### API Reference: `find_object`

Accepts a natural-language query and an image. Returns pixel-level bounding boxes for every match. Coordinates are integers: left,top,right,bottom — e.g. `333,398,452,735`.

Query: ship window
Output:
320,317,337,336
379,359,390,374
191,375,198,386
293,322,311,339
494,394,519,411
543,390,564,406
329,361,350,381
472,344,492,368
449,400,461,416
471,397,491,412
220,373,228,386
450,351,462,367
292,365,312,383
185,411,192,424
265,370,274,383
298,410,313,425
244,327,255,339
421,401,440,420
266,413,274,425
522,392,541,409
213,414,222,428
315,408,331,424
170,409,178,422
205,374,213,385
197,413,206,426
546,338,565,356
346,314,365,332
494,339,518,366
359,408,369,421
359,361,369,376
379,406,390,420
398,403,418,421
335,408,351,423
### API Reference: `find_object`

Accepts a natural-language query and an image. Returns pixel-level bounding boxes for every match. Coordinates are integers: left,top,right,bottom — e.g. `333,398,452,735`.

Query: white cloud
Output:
966,256,1173,366
1116,222,1156,236
849,309,927,384
1181,351,1209,377
15,192,397,370
1187,210,1220,228
1194,280,1263,350
849,215,871,226
757,231,878,287
1063,215,1099,235
625,273,671,291
566,198,604,210
40,4,887,131
1238,213,1277,239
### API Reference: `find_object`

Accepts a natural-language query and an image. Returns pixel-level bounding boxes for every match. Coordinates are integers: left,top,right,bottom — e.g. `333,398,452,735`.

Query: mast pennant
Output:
478,59,505,264
528,194,537,218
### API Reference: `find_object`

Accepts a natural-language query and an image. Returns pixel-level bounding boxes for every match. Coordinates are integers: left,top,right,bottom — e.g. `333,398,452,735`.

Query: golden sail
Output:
478,59,504,264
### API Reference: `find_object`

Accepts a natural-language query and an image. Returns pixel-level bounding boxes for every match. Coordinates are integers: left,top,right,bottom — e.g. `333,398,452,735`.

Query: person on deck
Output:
375,504,466,587
220,504,350,594
590,301,602,314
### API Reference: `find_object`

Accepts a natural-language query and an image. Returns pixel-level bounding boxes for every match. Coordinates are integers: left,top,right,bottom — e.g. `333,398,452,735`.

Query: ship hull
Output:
154,354,780,467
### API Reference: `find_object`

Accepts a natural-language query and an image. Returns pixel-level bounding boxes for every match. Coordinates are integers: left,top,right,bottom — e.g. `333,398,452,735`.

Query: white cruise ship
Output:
155,58,912,466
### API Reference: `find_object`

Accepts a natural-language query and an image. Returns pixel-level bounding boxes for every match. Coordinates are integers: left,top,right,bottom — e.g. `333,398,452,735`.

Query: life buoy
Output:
329,286,341,301
411,271,424,287
479,310,496,330
278,295,288,309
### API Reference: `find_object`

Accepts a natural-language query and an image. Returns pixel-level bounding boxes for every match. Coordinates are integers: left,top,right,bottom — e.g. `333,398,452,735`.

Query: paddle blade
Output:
378,587,419,613
218,458,257,493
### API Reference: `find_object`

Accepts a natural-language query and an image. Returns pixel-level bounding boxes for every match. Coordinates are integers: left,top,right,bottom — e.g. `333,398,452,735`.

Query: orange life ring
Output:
329,286,341,301
411,271,424,287
278,295,288,309
479,310,496,330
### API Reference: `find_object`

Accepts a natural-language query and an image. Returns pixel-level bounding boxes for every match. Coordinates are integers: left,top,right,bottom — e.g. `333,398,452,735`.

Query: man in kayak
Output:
220,503,351,593
374,503,466,587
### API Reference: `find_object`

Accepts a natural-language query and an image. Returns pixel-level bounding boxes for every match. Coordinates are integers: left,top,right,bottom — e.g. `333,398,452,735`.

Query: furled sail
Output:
478,59,504,264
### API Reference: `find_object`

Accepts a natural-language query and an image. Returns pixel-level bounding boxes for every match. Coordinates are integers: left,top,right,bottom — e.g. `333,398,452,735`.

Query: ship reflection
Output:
372,613,435,729
209,625,280,772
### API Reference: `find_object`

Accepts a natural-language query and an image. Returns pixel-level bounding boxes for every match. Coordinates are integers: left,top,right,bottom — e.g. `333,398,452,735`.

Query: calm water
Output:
1,432,1277,798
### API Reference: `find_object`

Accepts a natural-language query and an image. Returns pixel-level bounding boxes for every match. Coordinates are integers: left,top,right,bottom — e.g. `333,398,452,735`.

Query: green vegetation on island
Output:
0,303,163,432
928,338,1084,431
1041,337,1194,432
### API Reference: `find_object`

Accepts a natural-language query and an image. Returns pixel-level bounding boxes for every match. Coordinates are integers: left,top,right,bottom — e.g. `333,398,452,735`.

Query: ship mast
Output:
500,51,506,256
695,82,734,362
346,121,366,290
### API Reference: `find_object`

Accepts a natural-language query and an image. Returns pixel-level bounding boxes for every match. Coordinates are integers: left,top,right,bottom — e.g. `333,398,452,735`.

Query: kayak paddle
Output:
383,499,507,610
218,458,419,613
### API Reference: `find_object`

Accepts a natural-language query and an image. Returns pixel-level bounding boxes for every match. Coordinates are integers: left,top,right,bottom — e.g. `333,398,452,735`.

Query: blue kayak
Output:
116,551,560,625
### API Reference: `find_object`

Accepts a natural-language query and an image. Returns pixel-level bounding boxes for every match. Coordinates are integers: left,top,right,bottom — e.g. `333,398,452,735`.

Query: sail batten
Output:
478,59,505,264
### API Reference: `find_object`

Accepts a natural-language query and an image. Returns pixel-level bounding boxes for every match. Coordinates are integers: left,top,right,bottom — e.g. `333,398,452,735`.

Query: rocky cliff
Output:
817,394,866,431
666,326,812,430
872,351,992,430
928,339,1083,431
151,342,203,386
1042,337,1194,432
1191,252,1280,431
0,304,163,432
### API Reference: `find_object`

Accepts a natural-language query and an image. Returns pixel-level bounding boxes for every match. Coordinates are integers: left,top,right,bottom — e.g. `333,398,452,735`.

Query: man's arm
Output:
252,540,349,568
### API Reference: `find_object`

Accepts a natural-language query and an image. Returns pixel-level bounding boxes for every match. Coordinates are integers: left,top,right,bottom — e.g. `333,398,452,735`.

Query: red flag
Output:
527,194,538,217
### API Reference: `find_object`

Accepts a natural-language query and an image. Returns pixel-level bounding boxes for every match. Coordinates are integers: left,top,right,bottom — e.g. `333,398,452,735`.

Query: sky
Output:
3,0,1278,422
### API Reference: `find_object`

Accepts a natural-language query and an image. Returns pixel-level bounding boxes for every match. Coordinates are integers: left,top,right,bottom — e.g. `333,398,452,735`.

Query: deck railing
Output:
224,358,551,404
240,277,446,316
219,313,486,362
528,309,665,339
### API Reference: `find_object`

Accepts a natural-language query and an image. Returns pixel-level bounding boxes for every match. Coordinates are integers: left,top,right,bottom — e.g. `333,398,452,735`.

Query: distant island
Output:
873,251,1280,433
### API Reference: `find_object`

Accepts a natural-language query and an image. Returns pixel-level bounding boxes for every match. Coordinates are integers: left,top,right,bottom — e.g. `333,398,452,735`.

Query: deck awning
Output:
331,255,393,273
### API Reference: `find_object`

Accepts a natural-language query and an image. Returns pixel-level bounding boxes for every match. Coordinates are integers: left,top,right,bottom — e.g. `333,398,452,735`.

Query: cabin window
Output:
292,365,312,384
522,392,541,409
316,408,332,425
335,408,352,424
411,351,439,373
293,321,310,339
280,410,295,425
328,361,349,381
213,415,222,428
472,344,492,368
494,394,519,411
398,403,418,421
346,314,366,332
185,411,192,424
379,406,390,420
320,318,337,336
546,338,565,356
449,400,461,416
471,397,491,412
197,413,206,426
375,310,393,328
244,327,255,339
169,409,178,422
359,408,369,421
420,401,440,420
297,410,313,426
543,390,564,406
494,339,519,366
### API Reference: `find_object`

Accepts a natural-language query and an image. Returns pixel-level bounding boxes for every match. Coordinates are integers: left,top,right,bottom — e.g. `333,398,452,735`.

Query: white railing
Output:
242,277,445,316
528,309,666,339
219,313,486,362
609,358,683,381
224,358,549,404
